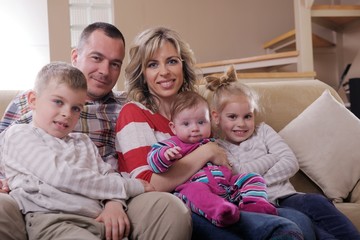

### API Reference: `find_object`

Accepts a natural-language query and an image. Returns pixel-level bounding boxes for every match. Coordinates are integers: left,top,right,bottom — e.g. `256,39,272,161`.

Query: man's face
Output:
71,30,125,101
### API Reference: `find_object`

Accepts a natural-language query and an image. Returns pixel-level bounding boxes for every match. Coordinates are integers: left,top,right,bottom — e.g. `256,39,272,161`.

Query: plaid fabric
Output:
0,90,127,170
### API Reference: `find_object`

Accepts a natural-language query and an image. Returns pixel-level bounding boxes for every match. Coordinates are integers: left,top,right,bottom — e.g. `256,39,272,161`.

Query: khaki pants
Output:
1,192,192,240
0,193,27,240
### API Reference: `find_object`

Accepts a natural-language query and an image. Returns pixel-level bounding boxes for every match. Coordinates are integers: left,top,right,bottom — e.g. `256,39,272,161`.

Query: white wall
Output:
0,0,49,90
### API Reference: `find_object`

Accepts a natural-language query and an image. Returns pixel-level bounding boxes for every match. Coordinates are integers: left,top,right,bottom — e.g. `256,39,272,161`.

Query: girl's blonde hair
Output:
205,65,260,116
125,27,197,112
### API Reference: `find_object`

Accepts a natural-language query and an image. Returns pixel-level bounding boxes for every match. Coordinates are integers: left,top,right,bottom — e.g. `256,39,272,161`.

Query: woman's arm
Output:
116,102,229,192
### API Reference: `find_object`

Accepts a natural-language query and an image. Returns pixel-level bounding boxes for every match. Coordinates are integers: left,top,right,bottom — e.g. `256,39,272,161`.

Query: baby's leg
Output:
231,172,277,215
175,182,239,227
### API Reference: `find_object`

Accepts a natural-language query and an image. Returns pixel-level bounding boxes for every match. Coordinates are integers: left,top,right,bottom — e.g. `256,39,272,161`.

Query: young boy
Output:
147,91,277,227
1,62,154,240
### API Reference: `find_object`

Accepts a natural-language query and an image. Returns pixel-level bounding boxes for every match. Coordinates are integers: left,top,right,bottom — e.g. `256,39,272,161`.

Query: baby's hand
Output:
164,146,182,161
138,179,156,192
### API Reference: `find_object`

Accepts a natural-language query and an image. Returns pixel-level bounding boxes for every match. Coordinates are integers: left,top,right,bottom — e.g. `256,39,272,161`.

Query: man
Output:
0,22,191,240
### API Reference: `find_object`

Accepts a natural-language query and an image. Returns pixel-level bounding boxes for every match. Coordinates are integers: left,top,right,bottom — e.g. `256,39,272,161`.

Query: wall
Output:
114,0,294,89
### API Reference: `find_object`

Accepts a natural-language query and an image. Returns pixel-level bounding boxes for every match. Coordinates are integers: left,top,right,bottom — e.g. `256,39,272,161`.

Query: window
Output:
0,0,49,90
69,0,113,48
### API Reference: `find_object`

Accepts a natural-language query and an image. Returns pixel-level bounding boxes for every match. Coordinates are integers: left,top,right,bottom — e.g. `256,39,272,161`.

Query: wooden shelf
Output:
196,71,317,84
196,51,299,75
263,29,335,52
311,5,360,30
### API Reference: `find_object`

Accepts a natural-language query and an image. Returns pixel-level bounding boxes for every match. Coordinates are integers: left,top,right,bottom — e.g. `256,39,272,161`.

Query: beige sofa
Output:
1,79,360,231
197,79,360,231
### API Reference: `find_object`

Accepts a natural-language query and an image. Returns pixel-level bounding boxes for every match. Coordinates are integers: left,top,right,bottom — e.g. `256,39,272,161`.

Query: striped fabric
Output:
0,90,127,171
2,124,144,217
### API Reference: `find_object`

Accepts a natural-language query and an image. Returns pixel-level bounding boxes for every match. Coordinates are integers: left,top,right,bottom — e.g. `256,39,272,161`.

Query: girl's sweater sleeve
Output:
147,140,177,173
257,123,299,186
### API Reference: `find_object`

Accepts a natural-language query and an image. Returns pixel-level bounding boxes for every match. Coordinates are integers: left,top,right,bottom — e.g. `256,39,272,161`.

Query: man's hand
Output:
0,179,9,194
96,200,130,240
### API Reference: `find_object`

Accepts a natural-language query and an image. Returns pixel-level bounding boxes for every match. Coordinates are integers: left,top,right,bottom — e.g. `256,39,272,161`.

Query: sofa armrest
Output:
350,180,360,203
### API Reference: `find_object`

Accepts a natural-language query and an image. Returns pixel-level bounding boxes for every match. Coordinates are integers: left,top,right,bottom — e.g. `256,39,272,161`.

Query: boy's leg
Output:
126,192,192,240
0,193,27,240
25,212,104,240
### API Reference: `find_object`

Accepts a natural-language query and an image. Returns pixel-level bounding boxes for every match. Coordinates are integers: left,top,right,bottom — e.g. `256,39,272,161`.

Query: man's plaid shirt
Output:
0,90,127,171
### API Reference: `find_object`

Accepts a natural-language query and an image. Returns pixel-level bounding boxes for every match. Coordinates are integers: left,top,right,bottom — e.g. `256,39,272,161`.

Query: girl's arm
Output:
258,123,299,186
150,141,228,192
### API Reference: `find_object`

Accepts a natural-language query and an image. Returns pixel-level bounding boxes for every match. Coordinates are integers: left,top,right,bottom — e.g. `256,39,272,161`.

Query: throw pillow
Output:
279,90,360,202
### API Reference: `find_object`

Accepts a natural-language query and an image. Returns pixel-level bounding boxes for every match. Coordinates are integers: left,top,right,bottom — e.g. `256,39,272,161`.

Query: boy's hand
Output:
138,179,156,192
164,146,182,161
96,200,130,240
0,179,9,194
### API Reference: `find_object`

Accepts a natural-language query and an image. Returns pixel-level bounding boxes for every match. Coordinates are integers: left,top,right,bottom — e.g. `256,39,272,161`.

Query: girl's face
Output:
144,41,184,101
212,95,255,145
169,102,211,144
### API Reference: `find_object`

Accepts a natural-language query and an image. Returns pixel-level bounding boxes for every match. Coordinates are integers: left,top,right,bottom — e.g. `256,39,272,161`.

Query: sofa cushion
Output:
279,90,360,202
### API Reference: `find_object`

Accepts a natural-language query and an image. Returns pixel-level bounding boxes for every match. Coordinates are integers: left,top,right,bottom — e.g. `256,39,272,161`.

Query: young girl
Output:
147,91,277,227
206,65,360,240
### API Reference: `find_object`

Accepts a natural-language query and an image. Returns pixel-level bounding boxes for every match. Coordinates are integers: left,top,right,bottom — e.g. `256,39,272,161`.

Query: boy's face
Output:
212,94,255,145
28,81,87,139
169,102,211,144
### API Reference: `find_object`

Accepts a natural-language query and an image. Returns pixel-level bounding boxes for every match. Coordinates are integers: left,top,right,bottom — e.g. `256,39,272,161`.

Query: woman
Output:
115,26,306,239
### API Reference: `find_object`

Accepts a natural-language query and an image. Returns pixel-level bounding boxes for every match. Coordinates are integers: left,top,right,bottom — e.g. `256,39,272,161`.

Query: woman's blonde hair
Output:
125,27,197,112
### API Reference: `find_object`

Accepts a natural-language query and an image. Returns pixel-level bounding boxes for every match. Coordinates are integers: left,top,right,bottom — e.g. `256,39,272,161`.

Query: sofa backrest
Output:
0,90,21,118
197,79,343,132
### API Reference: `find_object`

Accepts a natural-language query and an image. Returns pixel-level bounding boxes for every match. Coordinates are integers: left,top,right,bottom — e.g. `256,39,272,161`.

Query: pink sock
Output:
239,199,278,215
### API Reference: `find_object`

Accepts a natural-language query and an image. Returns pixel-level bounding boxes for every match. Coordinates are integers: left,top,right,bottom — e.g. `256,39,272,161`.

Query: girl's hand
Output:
0,179,9,194
96,200,130,240
203,142,232,169
164,146,182,161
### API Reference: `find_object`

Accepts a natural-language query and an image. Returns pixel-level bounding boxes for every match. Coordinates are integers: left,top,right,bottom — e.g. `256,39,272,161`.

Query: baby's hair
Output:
170,91,209,121
205,65,260,115
34,62,87,95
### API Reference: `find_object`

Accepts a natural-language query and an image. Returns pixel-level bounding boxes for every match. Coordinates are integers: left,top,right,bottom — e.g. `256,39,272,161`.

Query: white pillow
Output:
279,90,360,202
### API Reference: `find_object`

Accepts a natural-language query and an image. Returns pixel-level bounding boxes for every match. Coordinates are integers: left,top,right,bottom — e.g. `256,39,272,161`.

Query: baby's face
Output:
170,103,212,144
31,82,87,138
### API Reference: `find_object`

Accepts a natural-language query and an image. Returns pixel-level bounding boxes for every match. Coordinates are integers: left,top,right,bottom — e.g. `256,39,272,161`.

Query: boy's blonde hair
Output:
34,62,87,94
170,91,209,121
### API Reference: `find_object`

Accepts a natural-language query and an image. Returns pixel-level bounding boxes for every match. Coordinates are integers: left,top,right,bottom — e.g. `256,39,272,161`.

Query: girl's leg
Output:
279,193,360,240
176,182,239,227
277,207,316,240
231,172,277,215
192,211,304,240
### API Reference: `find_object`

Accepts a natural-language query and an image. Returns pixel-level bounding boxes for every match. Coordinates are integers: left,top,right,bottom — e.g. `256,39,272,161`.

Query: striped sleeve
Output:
147,140,177,173
115,102,173,181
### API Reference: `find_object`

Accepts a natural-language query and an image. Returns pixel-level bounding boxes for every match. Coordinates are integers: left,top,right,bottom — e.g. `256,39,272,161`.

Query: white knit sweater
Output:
217,122,298,204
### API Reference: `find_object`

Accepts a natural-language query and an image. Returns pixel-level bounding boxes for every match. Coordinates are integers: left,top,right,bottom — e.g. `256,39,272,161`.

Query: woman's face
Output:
144,41,184,101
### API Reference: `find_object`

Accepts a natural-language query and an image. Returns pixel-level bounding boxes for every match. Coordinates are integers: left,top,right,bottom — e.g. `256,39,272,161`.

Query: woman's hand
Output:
95,200,130,240
203,142,232,169
0,179,9,194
